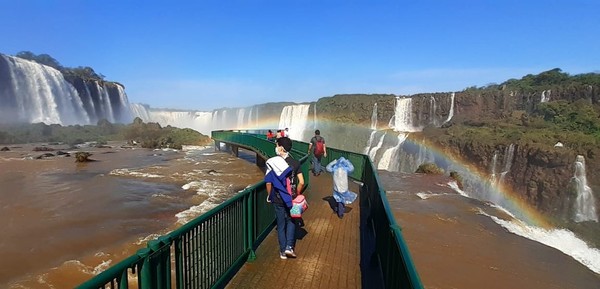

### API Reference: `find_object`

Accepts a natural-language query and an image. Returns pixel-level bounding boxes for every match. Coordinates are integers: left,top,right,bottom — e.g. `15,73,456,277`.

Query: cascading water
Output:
573,155,598,222
278,104,310,140
443,92,455,124
377,133,408,171
313,104,318,129
499,144,515,183
363,103,378,154
393,97,421,132
368,132,386,161
0,54,91,125
0,54,135,125
540,90,550,103
430,96,438,127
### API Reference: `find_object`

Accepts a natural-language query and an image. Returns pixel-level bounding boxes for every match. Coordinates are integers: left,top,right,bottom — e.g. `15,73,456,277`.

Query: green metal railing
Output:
77,131,309,289
78,130,422,289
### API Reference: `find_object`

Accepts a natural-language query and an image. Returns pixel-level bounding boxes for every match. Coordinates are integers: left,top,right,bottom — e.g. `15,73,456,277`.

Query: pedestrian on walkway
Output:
326,157,357,219
264,137,305,259
266,130,274,141
307,129,327,176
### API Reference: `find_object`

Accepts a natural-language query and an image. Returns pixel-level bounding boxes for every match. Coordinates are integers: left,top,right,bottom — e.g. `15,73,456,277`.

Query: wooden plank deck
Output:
226,172,362,289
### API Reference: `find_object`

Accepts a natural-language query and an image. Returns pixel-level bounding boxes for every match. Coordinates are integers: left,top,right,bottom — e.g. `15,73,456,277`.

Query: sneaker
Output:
284,248,297,258
280,252,287,259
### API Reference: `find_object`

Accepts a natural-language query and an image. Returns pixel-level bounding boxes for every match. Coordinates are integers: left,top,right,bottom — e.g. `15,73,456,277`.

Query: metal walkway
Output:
226,172,362,289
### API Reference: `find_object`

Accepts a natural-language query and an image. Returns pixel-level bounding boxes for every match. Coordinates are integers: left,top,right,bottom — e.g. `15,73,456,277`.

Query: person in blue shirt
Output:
264,137,304,259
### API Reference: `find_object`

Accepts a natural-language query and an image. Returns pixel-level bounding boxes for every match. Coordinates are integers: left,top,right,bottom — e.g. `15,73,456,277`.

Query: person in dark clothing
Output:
264,137,305,259
307,129,327,176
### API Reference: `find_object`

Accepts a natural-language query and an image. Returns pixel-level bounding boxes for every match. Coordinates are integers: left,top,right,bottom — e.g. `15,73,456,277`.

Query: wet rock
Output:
75,152,94,162
0,147,9,151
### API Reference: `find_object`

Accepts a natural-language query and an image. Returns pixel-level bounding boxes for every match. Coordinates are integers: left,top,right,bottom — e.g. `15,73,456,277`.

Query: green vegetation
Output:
468,68,600,92
434,69,600,150
415,163,444,174
449,171,464,190
0,118,210,149
15,51,106,81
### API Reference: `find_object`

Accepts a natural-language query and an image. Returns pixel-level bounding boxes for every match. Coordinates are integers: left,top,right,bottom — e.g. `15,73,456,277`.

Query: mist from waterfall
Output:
573,155,598,222
278,104,310,140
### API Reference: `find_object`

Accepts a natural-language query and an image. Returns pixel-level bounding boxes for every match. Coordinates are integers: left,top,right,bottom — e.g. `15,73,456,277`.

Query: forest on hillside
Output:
0,118,211,149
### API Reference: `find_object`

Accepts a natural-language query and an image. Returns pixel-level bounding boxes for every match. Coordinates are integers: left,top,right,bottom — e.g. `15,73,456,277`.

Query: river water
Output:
0,142,264,288
0,142,598,288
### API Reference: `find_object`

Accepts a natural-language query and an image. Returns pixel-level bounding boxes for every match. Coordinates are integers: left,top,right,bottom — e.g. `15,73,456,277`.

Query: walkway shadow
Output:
322,196,354,214
294,218,308,240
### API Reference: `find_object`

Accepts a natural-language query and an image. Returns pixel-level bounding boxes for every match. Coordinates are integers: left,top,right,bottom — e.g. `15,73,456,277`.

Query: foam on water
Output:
109,168,163,178
477,209,600,274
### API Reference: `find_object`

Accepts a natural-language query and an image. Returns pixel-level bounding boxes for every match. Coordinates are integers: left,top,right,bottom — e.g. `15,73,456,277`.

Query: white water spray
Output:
573,155,598,222
443,92,455,124
278,104,310,140
364,103,379,154
540,90,551,103
393,97,421,132
377,133,408,171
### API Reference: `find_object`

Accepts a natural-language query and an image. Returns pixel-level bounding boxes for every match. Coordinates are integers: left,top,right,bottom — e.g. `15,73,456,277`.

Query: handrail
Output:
77,131,310,289
77,130,422,289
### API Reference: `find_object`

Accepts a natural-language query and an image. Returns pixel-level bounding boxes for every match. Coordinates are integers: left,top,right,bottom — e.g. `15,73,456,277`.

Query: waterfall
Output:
490,151,499,184
368,132,386,161
499,144,515,183
370,103,378,130
377,133,408,171
573,155,598,222
443,92,455,124
0,54,135,125
1,54,91,125
278,104,310,140
236,108,246,129
430,96,438,127
540,90,551,103
393,97,421,132
313,104,318,129
363,103,378,154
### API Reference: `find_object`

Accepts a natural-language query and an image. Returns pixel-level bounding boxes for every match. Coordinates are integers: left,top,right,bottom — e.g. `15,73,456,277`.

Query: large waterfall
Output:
392,97,421,132
278,104,311,140
0,54,133,125
572,155,598,222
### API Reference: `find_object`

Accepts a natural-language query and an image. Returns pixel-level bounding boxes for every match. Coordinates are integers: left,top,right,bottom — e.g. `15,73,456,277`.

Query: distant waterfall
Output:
573,155,598,222
364,103,378,154
392,97,421,132
540,90,551,103
278,104,310,140
430,96,438,127
370,103,378,130
443,92,455,124
313,104,318,129
489,144,515,185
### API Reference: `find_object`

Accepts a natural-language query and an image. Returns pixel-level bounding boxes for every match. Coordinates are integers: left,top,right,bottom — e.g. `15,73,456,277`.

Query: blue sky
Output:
1,0,598,111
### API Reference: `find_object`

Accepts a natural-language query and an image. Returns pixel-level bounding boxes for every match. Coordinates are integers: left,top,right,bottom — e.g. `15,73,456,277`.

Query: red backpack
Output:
314,138,325,157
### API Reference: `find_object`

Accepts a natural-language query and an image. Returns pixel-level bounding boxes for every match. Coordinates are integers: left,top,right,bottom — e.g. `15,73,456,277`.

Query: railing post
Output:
246,190,257,261
137,248,153,289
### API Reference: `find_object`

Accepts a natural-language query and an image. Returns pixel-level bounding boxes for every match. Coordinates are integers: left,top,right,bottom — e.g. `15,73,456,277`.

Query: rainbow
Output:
223,114,553,229
406,136,552,228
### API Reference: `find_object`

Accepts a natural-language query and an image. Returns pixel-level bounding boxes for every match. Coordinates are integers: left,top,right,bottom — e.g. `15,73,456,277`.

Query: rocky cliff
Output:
315,71,600,226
